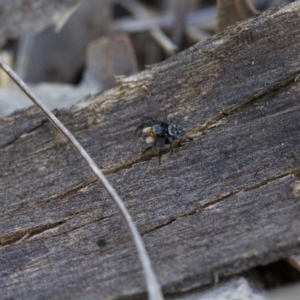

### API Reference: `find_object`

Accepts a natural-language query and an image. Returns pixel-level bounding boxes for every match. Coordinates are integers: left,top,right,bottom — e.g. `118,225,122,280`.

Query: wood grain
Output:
1,3,300,299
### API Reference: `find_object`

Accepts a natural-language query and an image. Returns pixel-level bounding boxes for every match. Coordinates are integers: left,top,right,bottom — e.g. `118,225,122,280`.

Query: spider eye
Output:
154,125,164,135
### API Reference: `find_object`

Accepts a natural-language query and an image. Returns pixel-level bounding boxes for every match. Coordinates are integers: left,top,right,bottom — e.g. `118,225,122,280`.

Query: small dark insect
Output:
136,111,192,163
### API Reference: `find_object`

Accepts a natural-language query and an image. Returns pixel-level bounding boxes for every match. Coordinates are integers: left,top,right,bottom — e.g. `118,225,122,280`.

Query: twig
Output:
112,7,216,34
170,0,188,47
0,57,164,300
216,0,257,33
118,0,177,55
186,25,212,43
15,34,34,79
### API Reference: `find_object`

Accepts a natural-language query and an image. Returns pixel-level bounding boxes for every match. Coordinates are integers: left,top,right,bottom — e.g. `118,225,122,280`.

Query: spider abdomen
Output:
168,124,184,137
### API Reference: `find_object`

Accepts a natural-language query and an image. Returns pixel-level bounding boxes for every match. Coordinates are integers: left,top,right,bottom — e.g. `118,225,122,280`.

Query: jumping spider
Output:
136,111,192,163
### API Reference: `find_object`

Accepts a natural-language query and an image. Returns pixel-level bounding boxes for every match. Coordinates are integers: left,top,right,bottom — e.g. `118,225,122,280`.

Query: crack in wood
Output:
102,142,190,174
190,74,299,139
141,169,300,236
51,213,118,238
0,177,98,223
0,118,49,149
40,176,96,204
0,220,66,247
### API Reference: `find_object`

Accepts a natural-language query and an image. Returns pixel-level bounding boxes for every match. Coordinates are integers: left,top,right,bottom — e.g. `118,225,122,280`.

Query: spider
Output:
136,111,192,163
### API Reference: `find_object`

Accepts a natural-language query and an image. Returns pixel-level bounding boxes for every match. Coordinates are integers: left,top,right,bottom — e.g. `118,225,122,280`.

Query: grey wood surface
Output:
1,2,300,299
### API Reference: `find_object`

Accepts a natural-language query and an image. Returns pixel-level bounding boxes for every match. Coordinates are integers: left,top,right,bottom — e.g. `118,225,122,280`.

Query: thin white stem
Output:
0,57,164,300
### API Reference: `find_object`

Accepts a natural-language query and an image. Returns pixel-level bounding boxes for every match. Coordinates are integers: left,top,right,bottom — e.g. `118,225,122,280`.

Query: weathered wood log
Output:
1,2,300,299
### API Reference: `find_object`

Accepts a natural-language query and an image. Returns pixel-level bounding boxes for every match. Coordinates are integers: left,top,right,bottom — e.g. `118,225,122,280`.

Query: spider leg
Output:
172,135,193,143
143,140,157,153
163,110,168,123
168,137,174,155
179,137,193,143
158,139,165,164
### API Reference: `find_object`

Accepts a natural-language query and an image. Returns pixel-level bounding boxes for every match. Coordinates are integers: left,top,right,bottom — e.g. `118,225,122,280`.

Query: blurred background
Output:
0,0,285,116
